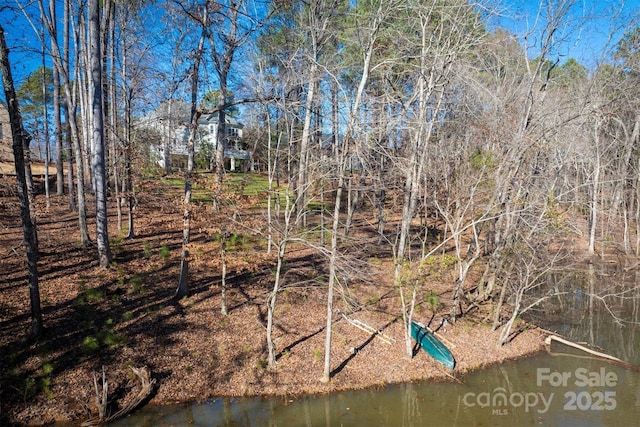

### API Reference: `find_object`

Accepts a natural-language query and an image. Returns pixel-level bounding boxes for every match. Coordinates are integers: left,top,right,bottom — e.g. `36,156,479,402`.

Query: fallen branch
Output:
341,312,395,345
545,335,623,363
82,366,155,426
107,366,155,421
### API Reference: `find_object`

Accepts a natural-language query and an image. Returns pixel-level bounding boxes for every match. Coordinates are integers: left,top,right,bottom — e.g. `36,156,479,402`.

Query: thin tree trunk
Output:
53,64,63,196
89,0,112,267
321,0,386,379
64,109,75,210
42,25,50,208
107,0,122,233
120,21,134,238
296,65,318,227
63,0,75,210
48,0,64,197
220,231,228,315
164,99,173,174
0,23,43,337
176,13,207,299
40,0,90,244
588,122,601,256
22,129,38,245
321,157,345,383
78,10,93,193
267,242,286,367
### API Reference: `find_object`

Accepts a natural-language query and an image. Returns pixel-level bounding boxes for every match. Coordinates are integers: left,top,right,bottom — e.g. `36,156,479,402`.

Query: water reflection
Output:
110,353,640,427
111,267,640,426
528,264,640,366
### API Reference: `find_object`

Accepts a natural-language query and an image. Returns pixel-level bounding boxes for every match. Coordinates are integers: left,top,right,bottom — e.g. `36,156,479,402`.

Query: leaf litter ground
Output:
0,175,545,425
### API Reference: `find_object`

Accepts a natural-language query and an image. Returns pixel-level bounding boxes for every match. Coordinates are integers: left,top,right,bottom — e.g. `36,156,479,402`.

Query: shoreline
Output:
4,291,549,426
91,327,549,427
113,316,548,417
0,193,550,425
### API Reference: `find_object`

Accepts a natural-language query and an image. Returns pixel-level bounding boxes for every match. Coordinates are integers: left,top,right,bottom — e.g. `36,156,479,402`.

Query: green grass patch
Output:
8,360,57,401
143,242,153,258
84,288,104,303
82,336,100,354
192,190,213,204
81,318,126,356
306,200,331,214
129,274,145,294
162,176,185,187
224,173,270,196
159,245,171,262
110,235,125,255
228,232,249,249
425,290,442,314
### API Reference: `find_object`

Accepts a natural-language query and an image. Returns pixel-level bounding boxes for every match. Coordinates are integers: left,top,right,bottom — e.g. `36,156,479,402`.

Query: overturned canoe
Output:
410,321,456,370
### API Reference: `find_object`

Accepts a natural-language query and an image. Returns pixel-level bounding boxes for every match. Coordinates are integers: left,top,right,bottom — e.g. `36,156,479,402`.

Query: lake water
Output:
111,266,640,426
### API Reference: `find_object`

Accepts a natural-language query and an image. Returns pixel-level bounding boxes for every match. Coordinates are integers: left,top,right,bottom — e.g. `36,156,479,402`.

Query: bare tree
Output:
0,22,42,337
33,0,91,246
176,2,208,299
89,0,112,267
386,0,487,357
321,0,392,382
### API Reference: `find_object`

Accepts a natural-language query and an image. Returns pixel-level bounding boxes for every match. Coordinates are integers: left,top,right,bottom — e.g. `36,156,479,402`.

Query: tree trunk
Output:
62,0,75,210
588,121,601,256
322,159,344,383
296,64,318,226
41,27,50,208
53,63,64,196
164,99,173,174
176,12,207,299
48,0,64,197
40,0,90,245
64,108,75,210
107,0,122,233
214,107,226,186
89,0,112,267
220,231,228,315
120,26,134,239
267,242,286,367
322,1,384,377
0,24,43,338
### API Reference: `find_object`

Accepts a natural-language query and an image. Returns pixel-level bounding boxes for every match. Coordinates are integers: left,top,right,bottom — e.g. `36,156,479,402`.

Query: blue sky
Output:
1,3,53,91
494,0,640,68
1,0,639,100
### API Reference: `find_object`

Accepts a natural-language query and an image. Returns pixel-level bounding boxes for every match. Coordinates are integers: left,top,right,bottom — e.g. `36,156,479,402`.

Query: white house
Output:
142,100,248,171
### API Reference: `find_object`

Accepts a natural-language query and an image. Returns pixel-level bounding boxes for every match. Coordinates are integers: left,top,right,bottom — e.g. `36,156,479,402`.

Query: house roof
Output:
198,113,244,128
145,99,243,128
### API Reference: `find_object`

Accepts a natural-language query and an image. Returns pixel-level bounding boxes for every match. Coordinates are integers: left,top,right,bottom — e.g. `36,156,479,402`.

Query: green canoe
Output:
410,321,456,370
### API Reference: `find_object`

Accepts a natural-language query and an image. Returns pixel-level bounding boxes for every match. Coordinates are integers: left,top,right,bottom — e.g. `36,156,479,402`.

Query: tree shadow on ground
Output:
330,316,398,379
276,325,326,362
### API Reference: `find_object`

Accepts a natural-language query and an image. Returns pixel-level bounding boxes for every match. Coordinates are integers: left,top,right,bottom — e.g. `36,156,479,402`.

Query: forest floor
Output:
0,172,547,426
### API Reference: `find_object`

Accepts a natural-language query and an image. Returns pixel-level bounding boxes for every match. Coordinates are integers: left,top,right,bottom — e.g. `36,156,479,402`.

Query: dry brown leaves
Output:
0,176,546,425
